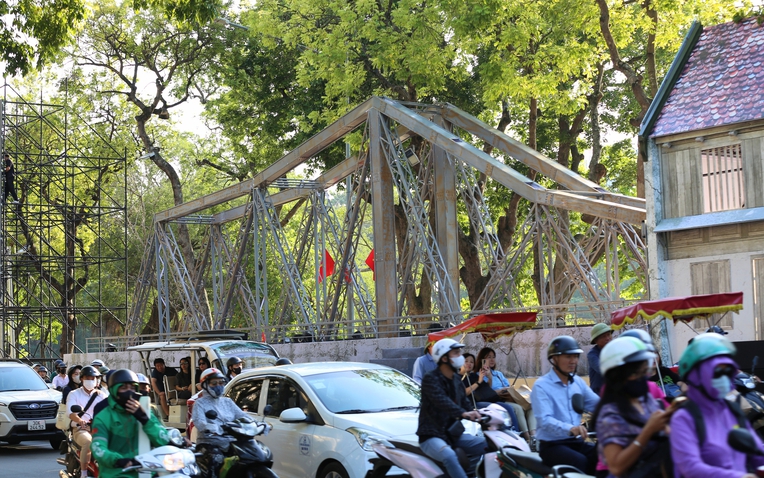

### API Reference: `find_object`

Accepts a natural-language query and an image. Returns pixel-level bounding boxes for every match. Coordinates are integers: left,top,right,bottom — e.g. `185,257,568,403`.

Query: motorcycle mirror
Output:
168,428,184,446
263,404,273,416
728,428,764,456
71,405,83,414
571,393,585,414
205,410,218,420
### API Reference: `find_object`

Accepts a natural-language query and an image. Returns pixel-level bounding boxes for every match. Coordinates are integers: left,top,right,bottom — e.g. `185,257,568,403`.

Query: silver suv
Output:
0,359,64,448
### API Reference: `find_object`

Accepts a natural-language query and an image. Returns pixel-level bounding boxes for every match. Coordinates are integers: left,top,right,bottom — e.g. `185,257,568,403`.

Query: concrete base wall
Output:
66,326,597,380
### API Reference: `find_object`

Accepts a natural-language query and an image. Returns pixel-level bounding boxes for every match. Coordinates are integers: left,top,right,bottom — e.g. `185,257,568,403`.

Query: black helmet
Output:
706,325,728,336
275,358,292,366
38,366,48,373
57,362,68,370
547,335,584,358
108,369,139,388
226,357,244,368
80,365,101,378
67,364,82,377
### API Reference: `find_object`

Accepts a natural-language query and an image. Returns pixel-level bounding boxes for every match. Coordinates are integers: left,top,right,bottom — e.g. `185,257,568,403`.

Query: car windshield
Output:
211,342,278,370
304,369,420,413
0,366,49,391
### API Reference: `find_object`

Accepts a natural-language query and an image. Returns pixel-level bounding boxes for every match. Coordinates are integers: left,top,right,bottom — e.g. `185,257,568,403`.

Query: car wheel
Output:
319,462,349,478
251,465,279,478
50,438,64,450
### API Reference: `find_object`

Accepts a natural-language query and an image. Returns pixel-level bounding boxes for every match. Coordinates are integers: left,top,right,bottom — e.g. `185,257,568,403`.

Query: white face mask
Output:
72,374,81,384
83,379,97,390
450,355,465,370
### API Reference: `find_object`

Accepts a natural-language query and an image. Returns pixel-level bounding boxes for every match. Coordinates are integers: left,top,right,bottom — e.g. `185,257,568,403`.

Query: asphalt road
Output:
0,440,62,478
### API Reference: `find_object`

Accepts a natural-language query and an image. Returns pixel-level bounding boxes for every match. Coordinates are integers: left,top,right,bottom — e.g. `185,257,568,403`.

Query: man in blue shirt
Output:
412,343,437,384
531,335,600,474
587,323,612,394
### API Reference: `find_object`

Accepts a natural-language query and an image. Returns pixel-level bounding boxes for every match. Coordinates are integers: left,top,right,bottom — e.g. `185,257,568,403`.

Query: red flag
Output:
261,331,266,342
318,249,335,283
365,249,375,281
344,266,352,284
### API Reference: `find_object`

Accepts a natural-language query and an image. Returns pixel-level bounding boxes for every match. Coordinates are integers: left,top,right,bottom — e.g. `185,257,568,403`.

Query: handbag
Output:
447,419,465,440
625,437,673,478
472,381,501,403
55,403,70,430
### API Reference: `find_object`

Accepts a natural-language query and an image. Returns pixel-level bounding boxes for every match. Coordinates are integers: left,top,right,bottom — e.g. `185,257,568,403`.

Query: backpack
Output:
682,398,748,445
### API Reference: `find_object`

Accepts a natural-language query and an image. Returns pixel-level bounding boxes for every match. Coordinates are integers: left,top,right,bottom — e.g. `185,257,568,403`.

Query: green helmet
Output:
678,332,736,379
590,323,612,344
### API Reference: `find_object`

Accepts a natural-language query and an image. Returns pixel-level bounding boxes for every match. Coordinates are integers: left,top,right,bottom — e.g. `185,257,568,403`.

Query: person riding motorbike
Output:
192,368,250,478
91,369,171,478
588,323,613,394
531,335,600,474
417,338,487,478
671,333,764,478
67,365,108,478
53,362,69,390
62,364,83,403
225,357,244,381
593,336,671,478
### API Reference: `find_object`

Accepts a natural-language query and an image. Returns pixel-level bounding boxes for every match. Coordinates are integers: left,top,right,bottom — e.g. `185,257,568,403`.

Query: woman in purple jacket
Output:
670,333,764,478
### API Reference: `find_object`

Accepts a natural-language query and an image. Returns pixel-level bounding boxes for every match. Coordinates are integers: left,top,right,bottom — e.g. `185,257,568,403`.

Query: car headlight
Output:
162,450,193,472
347,427,385,452
0,402,7,407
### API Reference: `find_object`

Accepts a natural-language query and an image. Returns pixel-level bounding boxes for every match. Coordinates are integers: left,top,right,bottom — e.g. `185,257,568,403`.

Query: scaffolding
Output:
0,84,127,360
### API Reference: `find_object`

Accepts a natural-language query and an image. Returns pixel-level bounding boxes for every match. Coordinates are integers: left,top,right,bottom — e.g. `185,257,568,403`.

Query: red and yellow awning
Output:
610,292,743,330
427,312,538,345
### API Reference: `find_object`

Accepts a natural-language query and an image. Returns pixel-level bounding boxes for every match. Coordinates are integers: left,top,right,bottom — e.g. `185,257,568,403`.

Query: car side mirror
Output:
279,407,308,423
205,410,218,420
571,393,585,414
263,404,273,416
70,405,83,414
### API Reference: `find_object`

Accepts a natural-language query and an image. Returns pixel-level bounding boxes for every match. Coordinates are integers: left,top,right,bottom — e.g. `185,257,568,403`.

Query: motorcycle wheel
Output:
66,453,80,476
250,465,279,478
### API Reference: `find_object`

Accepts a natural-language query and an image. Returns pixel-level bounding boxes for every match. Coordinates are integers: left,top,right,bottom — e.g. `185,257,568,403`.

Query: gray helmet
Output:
547,335,583,358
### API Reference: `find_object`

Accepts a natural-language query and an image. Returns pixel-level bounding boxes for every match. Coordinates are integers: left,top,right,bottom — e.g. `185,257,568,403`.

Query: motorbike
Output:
122,438,198,478
727,427,764,477
366,406,585,478
734,356,764,437
57,405,99,478
197,409,278,478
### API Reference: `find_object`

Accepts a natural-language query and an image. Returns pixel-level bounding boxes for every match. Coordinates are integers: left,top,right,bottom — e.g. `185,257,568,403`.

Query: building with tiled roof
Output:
641,17,764,353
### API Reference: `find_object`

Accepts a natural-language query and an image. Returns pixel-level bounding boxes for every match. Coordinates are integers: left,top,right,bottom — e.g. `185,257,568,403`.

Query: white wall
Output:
66,326,598,380
662,251,756,363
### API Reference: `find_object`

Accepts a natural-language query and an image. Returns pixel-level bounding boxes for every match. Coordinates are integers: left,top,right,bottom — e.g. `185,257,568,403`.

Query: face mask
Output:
139,389,150,397
208,385,225,398
622,376,649,397
232,367,242,375
450,355,465,370
72,374,81,384
711,376,732,398
83,379,96,390
116,390,137,407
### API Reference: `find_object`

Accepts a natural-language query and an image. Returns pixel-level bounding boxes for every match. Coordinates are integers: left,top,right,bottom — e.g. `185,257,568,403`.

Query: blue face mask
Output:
710,376,731,398
208,385,225,398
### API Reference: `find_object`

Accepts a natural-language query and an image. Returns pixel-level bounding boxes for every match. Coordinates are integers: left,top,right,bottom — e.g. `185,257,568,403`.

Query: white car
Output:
225,362,420,478
0,359,64,448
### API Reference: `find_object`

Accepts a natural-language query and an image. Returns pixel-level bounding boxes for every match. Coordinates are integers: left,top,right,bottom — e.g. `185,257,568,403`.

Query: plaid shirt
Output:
416,367,471,443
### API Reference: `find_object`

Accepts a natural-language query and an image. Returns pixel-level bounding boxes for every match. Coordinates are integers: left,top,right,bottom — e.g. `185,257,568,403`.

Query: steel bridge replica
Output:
124,97,647,346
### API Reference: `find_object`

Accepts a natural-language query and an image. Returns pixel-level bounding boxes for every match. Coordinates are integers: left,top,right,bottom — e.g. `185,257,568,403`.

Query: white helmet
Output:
431,338,465,364
600,336,655,376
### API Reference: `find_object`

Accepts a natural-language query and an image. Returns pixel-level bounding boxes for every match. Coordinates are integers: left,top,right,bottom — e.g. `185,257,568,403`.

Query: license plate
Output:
27,420,46,431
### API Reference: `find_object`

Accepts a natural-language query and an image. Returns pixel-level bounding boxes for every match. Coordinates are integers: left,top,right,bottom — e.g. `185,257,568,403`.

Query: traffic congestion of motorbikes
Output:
13,324,764,478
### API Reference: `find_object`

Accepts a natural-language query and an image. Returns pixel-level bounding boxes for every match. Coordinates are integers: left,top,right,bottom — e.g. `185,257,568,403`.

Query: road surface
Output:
0,440,62,478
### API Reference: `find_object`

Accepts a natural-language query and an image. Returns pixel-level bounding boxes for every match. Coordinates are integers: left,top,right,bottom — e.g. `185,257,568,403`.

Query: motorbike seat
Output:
501,448,552,475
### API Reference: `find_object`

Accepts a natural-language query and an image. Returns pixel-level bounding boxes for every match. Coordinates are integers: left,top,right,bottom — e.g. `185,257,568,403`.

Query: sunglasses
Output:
713,365,736,378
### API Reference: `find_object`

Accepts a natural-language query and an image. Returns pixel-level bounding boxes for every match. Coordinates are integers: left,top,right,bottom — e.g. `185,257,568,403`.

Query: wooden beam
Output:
376,97,646,224
155,98,374,224
441,103,646,210
369,109,399,333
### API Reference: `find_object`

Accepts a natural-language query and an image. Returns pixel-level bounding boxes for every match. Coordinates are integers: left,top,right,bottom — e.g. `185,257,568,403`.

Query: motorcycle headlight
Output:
347,427,385,452
162,450,194,472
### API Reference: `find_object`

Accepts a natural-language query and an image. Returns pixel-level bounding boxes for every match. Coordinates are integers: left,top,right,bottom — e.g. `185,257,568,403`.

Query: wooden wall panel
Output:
690,260,733,329
661,150,677,218
753,257,764,340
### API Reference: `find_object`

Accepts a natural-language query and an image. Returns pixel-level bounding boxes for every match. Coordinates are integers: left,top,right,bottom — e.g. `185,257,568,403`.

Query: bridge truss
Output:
126,97,646,343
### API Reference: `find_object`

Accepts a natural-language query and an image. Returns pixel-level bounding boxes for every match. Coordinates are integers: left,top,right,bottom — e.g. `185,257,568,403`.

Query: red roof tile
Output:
651,18,764,138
